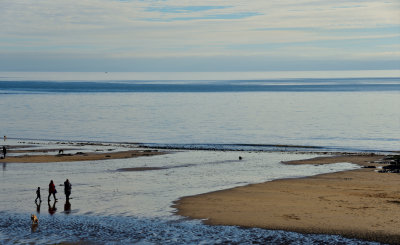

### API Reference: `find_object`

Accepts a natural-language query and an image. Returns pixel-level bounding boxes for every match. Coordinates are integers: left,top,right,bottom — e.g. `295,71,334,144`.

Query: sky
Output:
0,0,399,72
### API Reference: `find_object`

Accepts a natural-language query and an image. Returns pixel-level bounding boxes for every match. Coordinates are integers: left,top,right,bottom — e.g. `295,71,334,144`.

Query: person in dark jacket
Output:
2,146,6,158
64,179,72,200
48,180,57,202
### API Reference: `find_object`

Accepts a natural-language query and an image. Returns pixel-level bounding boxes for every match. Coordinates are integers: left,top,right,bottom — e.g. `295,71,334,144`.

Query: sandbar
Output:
0,149,164,163
174,154,400,244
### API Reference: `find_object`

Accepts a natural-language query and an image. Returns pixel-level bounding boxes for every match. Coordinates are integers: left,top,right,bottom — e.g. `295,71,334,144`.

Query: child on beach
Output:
35,187,41,203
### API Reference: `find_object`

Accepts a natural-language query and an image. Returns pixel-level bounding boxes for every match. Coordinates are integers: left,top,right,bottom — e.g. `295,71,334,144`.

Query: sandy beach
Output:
2,141,399,243
0,146,164,163
174,154,400,244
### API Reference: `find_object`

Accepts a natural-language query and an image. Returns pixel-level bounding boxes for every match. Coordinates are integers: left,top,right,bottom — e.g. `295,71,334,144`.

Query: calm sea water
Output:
0,71,398,244
0,71,399,152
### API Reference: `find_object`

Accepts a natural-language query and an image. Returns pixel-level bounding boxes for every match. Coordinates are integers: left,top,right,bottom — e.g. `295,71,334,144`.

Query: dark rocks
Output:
379,155,400,173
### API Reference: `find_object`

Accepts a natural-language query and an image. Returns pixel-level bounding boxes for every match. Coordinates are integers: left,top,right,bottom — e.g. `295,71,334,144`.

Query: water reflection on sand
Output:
0,140,369,244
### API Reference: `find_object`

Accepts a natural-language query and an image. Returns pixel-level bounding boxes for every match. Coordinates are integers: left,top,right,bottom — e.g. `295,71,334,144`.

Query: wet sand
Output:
174,154,400,244
0,149,164,163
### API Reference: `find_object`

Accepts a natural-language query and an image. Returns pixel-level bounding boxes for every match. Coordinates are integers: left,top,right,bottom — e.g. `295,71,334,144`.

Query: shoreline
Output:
0,148,165,163
5,137,398,154
174,154,400,244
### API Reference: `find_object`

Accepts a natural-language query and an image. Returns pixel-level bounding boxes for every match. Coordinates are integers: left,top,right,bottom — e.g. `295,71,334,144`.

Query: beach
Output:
174,154,400,244
0,146,164,163
0,140,399,244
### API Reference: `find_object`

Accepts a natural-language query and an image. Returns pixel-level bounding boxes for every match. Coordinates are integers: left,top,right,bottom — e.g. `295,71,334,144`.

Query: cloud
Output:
0,0,399,71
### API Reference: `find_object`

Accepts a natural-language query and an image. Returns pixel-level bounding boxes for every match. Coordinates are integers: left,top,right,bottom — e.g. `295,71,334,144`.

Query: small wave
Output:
139,143,395,154
140,143,324,152
0,212,380,244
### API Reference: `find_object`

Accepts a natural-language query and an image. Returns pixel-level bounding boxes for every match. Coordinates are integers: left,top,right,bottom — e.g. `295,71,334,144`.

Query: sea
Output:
0,71,399,244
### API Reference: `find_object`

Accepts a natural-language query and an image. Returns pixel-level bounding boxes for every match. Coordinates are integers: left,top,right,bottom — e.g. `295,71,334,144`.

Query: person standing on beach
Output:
48,180,57,202
2,146,6,158
64,179,72,200
35,187,42,203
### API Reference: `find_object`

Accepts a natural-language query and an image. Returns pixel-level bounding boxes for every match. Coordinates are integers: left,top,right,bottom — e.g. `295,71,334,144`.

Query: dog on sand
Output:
58,149,64,154
31,214,39,224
